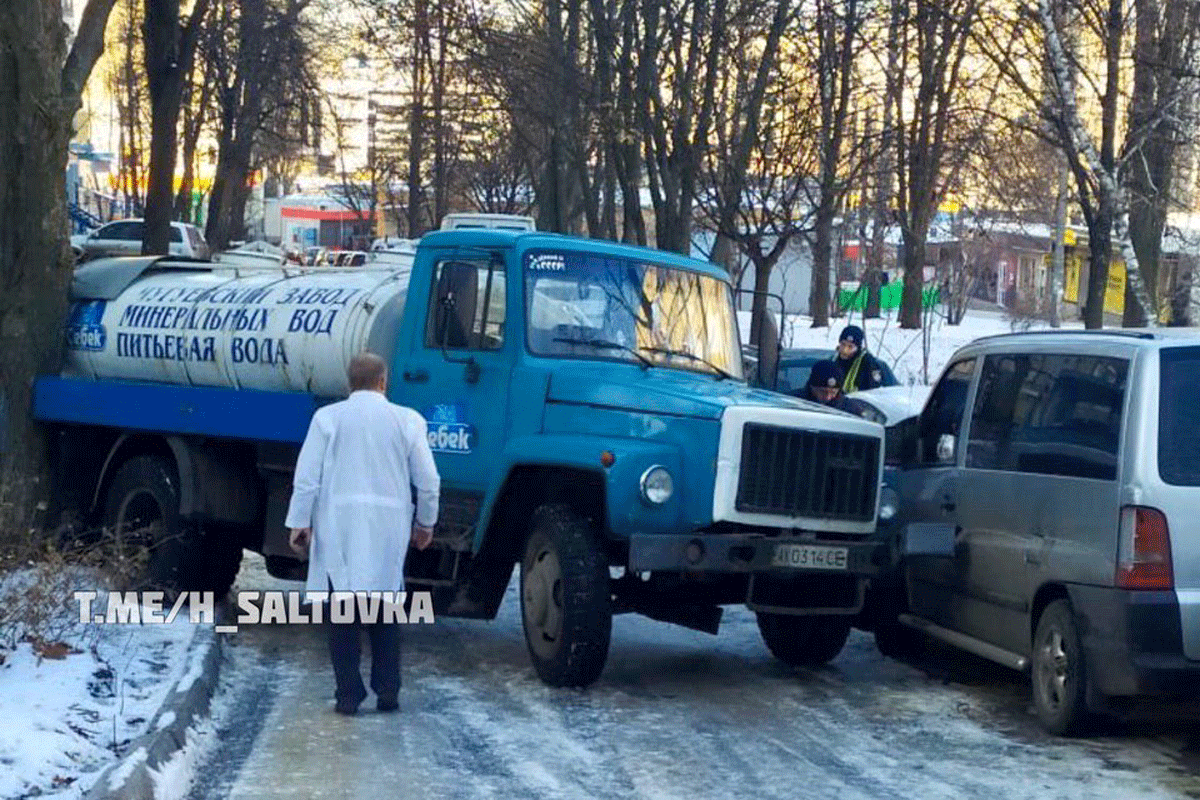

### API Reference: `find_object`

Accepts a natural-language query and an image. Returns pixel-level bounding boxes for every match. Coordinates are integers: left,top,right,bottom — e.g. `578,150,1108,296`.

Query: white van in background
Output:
439,212,535,232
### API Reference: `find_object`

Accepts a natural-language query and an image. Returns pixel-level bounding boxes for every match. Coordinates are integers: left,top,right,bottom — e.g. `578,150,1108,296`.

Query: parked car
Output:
871,329,1200,734
77,218,210,260
774,347,899,393
849,385,930,425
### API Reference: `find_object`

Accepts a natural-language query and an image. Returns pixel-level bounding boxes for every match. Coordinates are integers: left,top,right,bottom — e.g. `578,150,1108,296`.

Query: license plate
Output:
771,543,849,570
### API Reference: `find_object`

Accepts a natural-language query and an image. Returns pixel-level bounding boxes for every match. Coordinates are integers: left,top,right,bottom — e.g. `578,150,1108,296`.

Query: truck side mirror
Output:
437,294,481,384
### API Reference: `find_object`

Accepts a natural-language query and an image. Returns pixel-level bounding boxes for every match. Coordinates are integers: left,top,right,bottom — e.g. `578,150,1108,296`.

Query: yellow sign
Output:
1063,228,1076,247
1104,261,1126,314
1061,253,1126,314
1063,252,1080,303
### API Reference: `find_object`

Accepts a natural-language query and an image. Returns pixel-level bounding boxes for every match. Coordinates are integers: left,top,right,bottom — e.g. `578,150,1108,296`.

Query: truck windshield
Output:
524,249,743,380
1159,346,1200,486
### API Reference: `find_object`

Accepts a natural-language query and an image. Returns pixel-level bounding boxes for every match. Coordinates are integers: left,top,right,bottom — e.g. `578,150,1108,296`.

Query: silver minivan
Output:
875,330,1200,735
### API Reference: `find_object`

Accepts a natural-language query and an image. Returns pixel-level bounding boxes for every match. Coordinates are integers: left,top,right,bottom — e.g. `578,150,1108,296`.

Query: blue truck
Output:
36,228,889,686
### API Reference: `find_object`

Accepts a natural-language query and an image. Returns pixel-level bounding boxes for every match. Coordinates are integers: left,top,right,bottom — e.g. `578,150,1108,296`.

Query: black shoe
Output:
377,696,399,712
335,689,367,716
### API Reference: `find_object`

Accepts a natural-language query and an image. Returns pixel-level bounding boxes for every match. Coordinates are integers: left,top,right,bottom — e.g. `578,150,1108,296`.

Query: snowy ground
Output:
0,569,202,800
180,554,1200,800
740,305,1085,387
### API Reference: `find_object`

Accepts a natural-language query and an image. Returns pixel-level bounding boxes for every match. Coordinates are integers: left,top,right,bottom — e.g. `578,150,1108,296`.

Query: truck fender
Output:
475,434,685,552
93,434,259,526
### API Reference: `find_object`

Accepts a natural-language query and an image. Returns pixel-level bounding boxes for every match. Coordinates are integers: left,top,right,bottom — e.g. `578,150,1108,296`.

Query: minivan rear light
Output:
1116,506,1174,590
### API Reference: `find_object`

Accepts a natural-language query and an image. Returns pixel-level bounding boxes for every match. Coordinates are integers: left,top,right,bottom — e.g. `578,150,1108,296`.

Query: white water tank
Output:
64,258,411,397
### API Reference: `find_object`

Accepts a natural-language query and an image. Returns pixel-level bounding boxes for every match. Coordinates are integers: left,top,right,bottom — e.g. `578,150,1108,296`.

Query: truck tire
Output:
1032,599,1093,736
757,613,851,667
874,617,926,661
520,504,612,687
203,534,244,600
103,456,201,595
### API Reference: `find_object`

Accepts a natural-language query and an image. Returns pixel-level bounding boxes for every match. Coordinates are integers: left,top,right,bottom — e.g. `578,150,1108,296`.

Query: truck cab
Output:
36,229,889,687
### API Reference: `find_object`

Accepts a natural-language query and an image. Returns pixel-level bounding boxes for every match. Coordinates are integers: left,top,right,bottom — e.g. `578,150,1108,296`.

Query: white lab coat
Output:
285,390,440,594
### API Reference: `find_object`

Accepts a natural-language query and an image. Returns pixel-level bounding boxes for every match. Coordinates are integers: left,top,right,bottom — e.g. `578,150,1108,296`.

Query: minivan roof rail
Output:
973,329,1159,342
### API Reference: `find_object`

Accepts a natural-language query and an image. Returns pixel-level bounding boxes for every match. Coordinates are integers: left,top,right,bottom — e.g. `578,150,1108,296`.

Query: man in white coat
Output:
286,352,440,715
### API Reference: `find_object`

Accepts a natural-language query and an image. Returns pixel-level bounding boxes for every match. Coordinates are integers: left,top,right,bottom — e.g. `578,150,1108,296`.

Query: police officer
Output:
798,360,863,415
834,325,885,393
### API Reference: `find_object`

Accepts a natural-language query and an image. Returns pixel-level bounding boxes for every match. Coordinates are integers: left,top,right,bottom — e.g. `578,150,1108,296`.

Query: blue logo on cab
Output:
424,403,475,454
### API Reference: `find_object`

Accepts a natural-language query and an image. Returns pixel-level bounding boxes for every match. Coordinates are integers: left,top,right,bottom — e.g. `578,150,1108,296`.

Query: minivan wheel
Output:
1032,600,1093,736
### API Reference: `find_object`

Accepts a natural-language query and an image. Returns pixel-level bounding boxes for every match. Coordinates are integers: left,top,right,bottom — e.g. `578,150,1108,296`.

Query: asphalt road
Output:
190,555,1200,800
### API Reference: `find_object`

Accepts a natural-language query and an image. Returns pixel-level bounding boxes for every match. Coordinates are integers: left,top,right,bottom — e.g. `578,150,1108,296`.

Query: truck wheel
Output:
874,618,926,661
103,456,201,595
203,533,244,600
520,505,612,687
1032,599,1093,736
757,613,851,667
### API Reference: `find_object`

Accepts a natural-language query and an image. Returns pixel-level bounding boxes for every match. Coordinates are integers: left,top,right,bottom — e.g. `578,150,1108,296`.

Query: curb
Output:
84,621,224,800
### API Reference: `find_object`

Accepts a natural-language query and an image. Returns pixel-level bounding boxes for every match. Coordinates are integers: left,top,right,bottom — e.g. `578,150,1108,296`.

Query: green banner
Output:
837,284,940,311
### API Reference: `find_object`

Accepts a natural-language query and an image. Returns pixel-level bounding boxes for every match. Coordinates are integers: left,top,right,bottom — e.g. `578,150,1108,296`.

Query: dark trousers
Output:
326,588,402,707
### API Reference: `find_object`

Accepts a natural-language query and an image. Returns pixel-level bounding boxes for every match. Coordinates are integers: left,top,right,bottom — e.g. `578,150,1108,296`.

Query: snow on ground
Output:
740,306,1085,387
0,569,201,800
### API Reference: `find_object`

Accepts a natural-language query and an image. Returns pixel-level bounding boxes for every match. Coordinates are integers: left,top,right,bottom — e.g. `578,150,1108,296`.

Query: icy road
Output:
187,555,1200,800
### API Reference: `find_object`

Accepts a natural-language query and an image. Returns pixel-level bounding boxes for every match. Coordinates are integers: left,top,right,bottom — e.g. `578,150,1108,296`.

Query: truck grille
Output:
736,424,879,522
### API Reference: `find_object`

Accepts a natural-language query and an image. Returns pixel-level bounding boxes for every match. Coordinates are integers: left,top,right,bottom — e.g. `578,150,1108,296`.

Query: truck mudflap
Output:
627,532,889,576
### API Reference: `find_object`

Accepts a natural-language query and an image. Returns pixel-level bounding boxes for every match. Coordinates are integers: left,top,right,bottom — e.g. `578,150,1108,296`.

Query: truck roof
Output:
420,229,731,283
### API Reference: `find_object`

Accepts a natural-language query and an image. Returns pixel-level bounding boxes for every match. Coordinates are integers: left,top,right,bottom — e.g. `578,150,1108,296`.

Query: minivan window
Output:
967,353,1127,480
917,357,975,465
1159,346,1200,486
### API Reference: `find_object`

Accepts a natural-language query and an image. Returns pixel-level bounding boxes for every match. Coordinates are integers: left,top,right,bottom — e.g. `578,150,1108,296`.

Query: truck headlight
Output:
879,485,899,521
640,466,674,504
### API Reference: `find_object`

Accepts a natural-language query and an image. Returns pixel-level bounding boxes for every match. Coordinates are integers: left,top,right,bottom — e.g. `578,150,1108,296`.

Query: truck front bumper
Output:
627,531,890,577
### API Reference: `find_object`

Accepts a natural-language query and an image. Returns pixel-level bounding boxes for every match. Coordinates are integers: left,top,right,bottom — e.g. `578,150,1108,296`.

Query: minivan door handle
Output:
403,368,429,383
940,496,957,513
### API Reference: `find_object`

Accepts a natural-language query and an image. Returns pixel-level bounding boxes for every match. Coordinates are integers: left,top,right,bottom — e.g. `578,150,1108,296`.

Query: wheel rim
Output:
1037,628,1070,710
522,543,564,660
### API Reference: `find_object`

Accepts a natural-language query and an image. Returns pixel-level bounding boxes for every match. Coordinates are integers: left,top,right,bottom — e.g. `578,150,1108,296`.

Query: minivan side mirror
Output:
936,434,957,463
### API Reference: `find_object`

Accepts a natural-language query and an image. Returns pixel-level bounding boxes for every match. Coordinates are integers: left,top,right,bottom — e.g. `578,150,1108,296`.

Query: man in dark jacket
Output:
834,325,885,393
798,360,864,415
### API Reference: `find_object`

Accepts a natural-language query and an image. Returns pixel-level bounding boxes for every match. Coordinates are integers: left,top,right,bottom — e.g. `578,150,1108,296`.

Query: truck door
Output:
395,249,514,547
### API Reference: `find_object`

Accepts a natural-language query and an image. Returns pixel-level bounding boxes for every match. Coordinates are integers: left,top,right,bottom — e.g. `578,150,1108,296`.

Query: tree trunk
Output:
142,0,209,255
143,88,181,254
1,0,117,536
1048,163,1067,327
1083,203,1112,329
810,205,835,327
749,256,780,388
899,229,926,329
407,0,428,237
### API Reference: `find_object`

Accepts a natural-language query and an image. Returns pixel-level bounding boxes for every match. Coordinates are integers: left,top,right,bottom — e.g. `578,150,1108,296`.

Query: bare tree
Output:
1123,0,1200,325
802,0,873,327
698,40,820,381
141,0,212,254
204,0,313,250
0,0,119,534
980,0,1199,328
111,0,148,215
889,0,993,329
